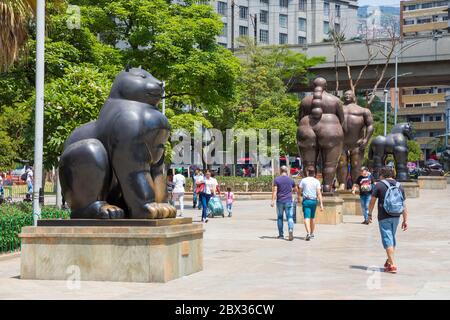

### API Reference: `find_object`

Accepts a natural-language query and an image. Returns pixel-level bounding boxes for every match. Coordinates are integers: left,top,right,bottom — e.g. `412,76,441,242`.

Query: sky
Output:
358,0,400,6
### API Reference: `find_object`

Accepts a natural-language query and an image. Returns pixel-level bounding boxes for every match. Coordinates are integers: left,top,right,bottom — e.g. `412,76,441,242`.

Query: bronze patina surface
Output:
297,77,344,192
337,90,374,188
59,68,176,219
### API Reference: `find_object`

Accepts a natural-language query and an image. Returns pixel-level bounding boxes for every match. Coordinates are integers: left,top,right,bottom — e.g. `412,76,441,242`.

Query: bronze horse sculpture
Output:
368,122,413,182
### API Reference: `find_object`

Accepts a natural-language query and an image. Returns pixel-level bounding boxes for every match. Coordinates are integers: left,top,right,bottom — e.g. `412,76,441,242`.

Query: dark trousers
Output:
200,192,212,220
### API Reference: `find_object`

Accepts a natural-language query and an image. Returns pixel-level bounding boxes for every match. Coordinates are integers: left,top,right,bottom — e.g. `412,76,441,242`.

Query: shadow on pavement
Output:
349,265,384,272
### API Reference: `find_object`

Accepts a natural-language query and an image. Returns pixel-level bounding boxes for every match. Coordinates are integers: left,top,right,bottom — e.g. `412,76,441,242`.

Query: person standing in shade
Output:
352,166,375,225
369,166,408,274
271,166,297,241
298,168,323,241
172,168,186,217
197,170,218,223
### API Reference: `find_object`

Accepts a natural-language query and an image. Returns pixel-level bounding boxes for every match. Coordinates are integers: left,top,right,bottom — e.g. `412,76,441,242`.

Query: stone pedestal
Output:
297,195,343,225
418,176,447,190
337,191,362,216
20,218,203,283
401,181,420,198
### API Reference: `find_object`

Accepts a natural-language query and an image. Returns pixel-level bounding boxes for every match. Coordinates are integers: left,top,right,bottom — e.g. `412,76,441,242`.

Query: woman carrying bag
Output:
196,170,218,223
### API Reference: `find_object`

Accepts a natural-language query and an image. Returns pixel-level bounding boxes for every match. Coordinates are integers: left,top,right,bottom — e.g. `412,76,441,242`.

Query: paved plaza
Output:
0,188,449,300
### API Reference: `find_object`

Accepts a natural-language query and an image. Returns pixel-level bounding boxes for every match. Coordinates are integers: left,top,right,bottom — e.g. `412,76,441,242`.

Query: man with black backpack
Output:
368,166,408,274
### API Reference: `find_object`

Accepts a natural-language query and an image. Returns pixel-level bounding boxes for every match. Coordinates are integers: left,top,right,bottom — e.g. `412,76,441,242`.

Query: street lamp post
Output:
33,0,46,226
446,91,450,148
383,72,412,136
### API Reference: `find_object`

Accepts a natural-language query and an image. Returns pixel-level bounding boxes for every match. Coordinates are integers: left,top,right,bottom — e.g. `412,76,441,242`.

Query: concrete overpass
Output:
287,34,450,92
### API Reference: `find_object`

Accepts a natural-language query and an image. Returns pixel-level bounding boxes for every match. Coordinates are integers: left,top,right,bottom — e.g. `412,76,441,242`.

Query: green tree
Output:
41,65,113,168
72,0,240,110
407,140,422,162
232,37,324,155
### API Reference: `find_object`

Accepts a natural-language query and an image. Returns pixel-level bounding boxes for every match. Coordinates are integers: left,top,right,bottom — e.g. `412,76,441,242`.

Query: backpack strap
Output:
381,179,391,189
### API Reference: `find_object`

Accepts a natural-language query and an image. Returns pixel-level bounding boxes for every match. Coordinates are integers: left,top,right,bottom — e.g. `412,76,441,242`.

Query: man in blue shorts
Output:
298,169,323,241
368,166,408,273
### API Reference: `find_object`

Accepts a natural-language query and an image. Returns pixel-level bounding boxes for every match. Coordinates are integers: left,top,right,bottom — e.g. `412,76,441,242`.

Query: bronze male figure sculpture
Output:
297,77,344,192
59,67,177,219
337,90,374,189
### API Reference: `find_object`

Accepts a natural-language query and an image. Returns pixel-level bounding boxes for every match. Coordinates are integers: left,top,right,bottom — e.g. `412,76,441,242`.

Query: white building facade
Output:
212,0,359,48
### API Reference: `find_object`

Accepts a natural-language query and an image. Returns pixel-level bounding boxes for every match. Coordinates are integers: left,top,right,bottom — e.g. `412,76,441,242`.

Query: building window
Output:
260,29,269,43
404,19,415,25
324,21,330,35
279,33,288,44
334,23,340,33
299,0,307,11
239,25,248,36
421,2,433,9
260,0,269,4
335,4,341,17
298,36,306,44
239,6,248,20
217,1,227,16
218,42,227,48
405,5,416,11
298,18,306,31
417,18,432,24
280,0,288,8
221,23,227,37
279,14,288,28
324,2,330,17
260,10,268,24
436,116,442,121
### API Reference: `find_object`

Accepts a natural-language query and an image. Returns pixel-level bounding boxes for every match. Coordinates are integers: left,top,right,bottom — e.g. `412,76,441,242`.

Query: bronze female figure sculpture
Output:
59,67,177,219
297,77,345,192
337,90,374,189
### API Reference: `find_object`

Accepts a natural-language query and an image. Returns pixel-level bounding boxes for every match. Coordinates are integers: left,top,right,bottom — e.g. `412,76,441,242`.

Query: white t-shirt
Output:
299,177,321,200
172,174,186,193
26,169,33,183
204,177,218,195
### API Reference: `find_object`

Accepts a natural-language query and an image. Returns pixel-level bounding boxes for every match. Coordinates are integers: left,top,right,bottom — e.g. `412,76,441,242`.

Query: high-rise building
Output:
213,0,359,48
398,0,450,158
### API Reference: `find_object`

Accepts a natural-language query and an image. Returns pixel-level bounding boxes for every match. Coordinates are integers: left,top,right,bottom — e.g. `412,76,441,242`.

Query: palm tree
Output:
0,0,35,71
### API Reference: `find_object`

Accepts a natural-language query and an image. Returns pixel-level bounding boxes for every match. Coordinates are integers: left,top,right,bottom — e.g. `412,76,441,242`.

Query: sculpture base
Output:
418,176,447,190
337,190,362,216
297,195,343,225
20,218,203,283
401,181,420,198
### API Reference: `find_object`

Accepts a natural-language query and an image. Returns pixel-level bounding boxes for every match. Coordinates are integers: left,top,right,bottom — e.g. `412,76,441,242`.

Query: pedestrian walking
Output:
0,173,4,201
192,169,203,210
26,166,33,196
298,168,323,241
225,187,234,217
271,166,297,241
167,175,175,206
368,166,408,274
352,166,375,225
197,170,218,223
172,168,186,217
